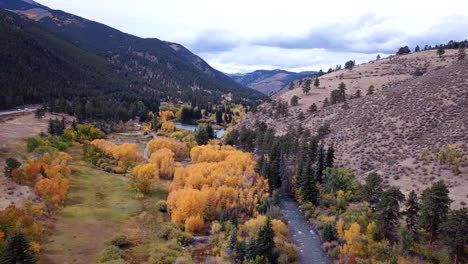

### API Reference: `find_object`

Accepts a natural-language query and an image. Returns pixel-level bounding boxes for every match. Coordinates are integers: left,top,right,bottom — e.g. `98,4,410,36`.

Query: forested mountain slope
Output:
0,0,265,115
244,56,468,207
0,10,159,121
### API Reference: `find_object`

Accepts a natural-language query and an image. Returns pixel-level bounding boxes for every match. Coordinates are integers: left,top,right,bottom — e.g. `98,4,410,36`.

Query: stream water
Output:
175,123,225,138
280,194,331,264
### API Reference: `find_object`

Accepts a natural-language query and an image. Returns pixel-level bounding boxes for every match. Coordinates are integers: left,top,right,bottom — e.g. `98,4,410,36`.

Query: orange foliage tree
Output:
91,139,141,170
147,137,189,161
35,178,70,211
159,111,175,121
149,148,177,179
161,121,176,133
128,163,159,194
167,145,269,229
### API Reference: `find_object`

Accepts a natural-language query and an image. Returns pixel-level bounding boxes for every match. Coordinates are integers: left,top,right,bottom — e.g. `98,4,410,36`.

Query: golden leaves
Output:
128,163,159,194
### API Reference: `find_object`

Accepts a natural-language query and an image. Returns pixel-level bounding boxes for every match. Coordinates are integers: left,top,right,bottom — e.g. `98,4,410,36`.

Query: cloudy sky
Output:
39,0,468,73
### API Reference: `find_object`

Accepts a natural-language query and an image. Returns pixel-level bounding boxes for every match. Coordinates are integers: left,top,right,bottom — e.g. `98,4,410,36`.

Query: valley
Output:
0,0,467,264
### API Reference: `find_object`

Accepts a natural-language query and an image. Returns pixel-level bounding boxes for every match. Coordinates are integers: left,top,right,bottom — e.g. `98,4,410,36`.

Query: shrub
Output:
98,245,122,263
110,234,129,248
155,200,168,212
148,240,183,264
157,223,178,240
169,230,193,245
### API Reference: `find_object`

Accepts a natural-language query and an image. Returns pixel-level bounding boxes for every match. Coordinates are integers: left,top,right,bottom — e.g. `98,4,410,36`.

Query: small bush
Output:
155,200,168,212
148,240,182,264
98,245,122,263
169,230,193,245
157,223,178,240
110,234,129,248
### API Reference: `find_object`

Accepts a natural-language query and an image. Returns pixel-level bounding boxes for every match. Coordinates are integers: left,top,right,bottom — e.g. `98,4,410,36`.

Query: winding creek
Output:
281,194,331,264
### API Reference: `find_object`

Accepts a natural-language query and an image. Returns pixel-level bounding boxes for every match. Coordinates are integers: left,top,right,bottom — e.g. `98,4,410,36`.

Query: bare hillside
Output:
274,49,459,114
245,57,468,207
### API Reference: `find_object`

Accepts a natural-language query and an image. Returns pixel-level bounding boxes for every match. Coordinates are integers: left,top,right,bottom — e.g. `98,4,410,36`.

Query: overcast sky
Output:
38,0,468,73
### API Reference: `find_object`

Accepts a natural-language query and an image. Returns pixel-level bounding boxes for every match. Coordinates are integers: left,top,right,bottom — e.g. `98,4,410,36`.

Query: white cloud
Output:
38,0,468,73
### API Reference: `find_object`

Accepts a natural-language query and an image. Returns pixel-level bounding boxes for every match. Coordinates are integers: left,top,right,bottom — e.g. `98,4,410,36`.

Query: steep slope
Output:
230,69,316,95
0,0,265,107
0,9,159,121
246,58,468,207
272,49,458,114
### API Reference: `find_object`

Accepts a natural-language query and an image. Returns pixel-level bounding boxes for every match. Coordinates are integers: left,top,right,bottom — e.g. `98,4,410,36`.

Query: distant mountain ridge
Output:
0,0,265,108
228,69,317,95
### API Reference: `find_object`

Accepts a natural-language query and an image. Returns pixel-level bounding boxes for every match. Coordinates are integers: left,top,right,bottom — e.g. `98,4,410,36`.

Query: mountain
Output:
0,0,265,114
0,9,162,121
242,49,467,206
229,69,317,95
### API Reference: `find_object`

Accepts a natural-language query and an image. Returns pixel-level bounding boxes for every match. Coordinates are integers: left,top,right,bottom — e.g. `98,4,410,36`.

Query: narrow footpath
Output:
280,194,330,264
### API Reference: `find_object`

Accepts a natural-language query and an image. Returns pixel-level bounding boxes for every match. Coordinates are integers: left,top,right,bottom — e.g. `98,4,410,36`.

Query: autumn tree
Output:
341,222,365,258
35,178,70,211
161,121,176,132
363,172,383,209
440,208,468,264
128,163,159,194
149,148,176,179
0,231,36,264
376,187,405,241
419,181,451,244
147,137,189,161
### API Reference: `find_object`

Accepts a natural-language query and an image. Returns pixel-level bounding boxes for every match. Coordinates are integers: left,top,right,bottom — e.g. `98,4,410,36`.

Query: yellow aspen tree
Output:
128,163,159,194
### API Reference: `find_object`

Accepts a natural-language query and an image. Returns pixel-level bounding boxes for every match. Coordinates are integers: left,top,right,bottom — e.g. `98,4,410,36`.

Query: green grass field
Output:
40,146,141,264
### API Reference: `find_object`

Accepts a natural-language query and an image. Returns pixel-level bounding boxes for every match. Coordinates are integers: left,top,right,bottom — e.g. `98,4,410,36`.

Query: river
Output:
175,123,225,138
280,194,331,264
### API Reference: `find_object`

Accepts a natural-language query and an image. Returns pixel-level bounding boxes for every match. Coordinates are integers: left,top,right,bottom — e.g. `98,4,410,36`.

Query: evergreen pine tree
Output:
363,172,384,209
415,45,420,52
245,239,257,261
315,143,325,183
279,155,291,194
440,208,468,264
325,144,335,169
321,223,337,242
405,190,419,234
376,187,405,241
314,78,320,88
0,231,36,264
301,166,318,205
420,181,451,244
256,217,277,264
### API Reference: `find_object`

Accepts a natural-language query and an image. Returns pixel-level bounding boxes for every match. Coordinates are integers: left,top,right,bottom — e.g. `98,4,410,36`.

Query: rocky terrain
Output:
244,51,468,207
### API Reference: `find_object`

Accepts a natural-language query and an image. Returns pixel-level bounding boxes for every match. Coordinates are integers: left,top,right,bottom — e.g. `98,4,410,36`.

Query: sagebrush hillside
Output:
244,51,468,207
